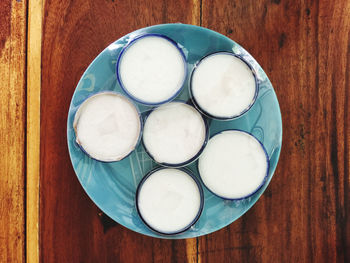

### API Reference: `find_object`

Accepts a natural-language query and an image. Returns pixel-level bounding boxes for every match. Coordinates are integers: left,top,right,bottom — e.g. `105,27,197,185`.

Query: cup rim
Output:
116,33,188,106
135,167,205,236
197,129,270,200
73,91,143,163
141,100,209,167
189,51,259,120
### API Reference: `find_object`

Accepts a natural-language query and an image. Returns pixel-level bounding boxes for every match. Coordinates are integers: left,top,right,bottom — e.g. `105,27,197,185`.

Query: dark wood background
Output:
38,0,349,262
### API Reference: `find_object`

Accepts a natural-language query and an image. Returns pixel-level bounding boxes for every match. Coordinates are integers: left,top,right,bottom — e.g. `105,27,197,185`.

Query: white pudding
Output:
137,168,202,234
198,130,268,199
191,53,257,119
73,92,141,162
118,35,186,104
143,102,207,166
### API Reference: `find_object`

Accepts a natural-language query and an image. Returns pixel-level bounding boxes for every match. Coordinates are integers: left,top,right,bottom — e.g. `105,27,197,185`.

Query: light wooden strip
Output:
27,0,43,262
191,0,201,26
0,0,27,261
186,238,200,263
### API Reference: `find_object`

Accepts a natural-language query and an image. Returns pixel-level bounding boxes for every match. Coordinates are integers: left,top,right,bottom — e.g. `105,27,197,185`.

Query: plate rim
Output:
66,23,283,239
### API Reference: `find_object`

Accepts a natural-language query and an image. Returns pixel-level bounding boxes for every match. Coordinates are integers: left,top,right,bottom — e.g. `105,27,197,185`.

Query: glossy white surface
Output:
119,36,185,104
192,53,256,118
199,130,268,199
143,102,206,165
74,93,141,162
137,169,201,233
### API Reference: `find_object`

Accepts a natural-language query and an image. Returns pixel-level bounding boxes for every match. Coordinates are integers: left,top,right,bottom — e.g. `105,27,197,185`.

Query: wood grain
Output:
27,0,43,262
199,0,350,262
38,0,350,262
0,0,27,262
40,0,200,262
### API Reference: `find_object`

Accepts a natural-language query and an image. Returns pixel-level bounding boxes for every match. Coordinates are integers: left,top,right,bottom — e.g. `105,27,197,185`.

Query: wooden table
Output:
0,0,349,262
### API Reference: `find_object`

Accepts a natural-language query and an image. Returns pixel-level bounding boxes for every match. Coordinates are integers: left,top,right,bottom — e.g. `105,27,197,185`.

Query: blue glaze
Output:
116,33,188,106
67,24,283,239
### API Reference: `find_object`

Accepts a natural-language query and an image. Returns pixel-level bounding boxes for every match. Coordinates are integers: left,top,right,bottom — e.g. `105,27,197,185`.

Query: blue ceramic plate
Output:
67,24,282,239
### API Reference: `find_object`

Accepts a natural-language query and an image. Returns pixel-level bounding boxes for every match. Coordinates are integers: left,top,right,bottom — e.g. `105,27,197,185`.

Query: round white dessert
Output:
118,35,186,105
73,92,141,162
136,168,202,234
143,102,207,166
191,52,257,119
198,130,268,199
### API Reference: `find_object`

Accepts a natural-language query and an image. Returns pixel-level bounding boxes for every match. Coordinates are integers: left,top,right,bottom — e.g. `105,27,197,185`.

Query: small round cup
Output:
198,129,270,200
142,101,209,167
190,52,259,120
73,91,142,163
135,167,204,235
116,34,187,106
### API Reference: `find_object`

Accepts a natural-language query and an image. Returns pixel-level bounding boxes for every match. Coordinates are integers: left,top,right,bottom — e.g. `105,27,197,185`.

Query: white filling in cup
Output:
136,168,203,235
73,92,141,162
198,130,269,199
142,102,208,167
117,34,187,105
191,52,258,119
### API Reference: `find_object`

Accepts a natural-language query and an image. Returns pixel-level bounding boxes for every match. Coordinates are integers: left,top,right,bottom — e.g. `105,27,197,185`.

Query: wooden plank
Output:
0,0,27,262
199,0,350,262
186,1,201,262
27,0,43,262
40,0,200,262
